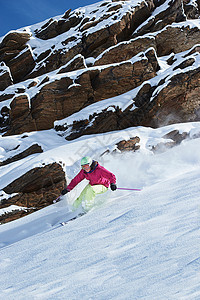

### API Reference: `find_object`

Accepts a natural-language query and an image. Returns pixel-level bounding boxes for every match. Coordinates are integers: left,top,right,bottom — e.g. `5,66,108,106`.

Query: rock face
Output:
0,62,13,91
0,163,66,224
0,32,34,83
3,162,65,194
94,37,157,66
1,0,200,223
0,0,199,137
8,46,35,83
155,25,200,56
0,144,43,166
6,50,157,134
6,94,36,135
143,66,200,127
133,0,186,36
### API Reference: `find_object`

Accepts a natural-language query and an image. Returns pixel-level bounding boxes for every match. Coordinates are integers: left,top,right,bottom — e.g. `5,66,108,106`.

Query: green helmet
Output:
81,156,92,166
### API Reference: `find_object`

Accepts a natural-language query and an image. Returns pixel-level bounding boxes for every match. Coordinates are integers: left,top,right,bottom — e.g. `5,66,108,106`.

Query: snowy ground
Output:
0,122,200,299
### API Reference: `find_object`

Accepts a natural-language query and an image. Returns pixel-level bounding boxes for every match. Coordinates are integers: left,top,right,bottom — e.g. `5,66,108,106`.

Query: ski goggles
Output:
81,164,90,170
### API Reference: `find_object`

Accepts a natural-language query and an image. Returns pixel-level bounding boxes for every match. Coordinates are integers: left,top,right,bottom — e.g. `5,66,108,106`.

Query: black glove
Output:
110,183,117,191
61,188,69,195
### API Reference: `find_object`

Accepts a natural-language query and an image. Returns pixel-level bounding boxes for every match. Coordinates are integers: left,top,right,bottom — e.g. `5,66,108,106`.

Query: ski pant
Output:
72,184,108,212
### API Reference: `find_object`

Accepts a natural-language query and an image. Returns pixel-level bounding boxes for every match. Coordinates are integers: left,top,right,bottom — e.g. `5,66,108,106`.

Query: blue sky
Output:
0,0,99,37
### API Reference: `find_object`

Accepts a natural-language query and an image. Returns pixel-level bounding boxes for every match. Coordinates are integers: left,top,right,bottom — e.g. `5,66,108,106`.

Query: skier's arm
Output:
66,170,85,191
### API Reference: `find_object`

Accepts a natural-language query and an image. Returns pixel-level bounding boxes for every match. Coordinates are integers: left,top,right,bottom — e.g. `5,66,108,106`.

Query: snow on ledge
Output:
0,205,29,217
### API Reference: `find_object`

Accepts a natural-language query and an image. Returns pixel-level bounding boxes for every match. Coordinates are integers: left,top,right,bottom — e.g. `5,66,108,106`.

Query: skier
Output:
61,156,117,212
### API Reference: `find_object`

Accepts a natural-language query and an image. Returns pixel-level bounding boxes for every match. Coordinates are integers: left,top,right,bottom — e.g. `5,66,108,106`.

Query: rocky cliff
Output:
0,0,200,223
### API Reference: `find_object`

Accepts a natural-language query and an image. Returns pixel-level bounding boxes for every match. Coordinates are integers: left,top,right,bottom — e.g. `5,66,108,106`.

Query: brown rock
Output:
1,0,200,141
134,83,155,107
58,54,86,74
6,94,36,135
197,0,200,12
155,25,200,56
1,106,9,117
0,48,21,63
27,80,38,89
9,51,157,134
28,55,156,133
35,19,59,40
94,36,157,66
80,19,102,32
0,32,33,83
62,9,72,19
9,94,29,119
0,209,36,225
25,1,155,79
163,130,189,144
173,57,195,70
6,1,155,80
0,47,20,64
35,14,82,40
151,130,189,153
25,71,96,132
93,57,156,101
27,42,83,79
7,46,35,83
0,93,14,102
100,136,140,156
183,0,199,19
30,76,74,130
144,66,200,127
0,144,43,167
145,48,160,72
3,162,65,196
60,62,200,139
0,162,66,224
0,63,13,91
65,109,119,140
0,106,10,132
134,0,186,36
0,32,31,49
185,45,200,57
116,137,140,151
82,1,154,58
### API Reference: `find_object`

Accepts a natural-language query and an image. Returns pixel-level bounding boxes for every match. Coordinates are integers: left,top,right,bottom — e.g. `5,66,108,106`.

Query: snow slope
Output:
0,123,200,299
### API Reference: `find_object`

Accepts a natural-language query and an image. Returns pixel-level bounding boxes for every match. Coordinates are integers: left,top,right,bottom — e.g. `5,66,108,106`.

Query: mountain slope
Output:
0,0,200,137
0,124,200,299
0,1,200,297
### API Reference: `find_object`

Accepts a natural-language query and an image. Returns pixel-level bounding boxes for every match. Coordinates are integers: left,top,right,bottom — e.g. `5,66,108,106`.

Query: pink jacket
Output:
67,163,116,191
